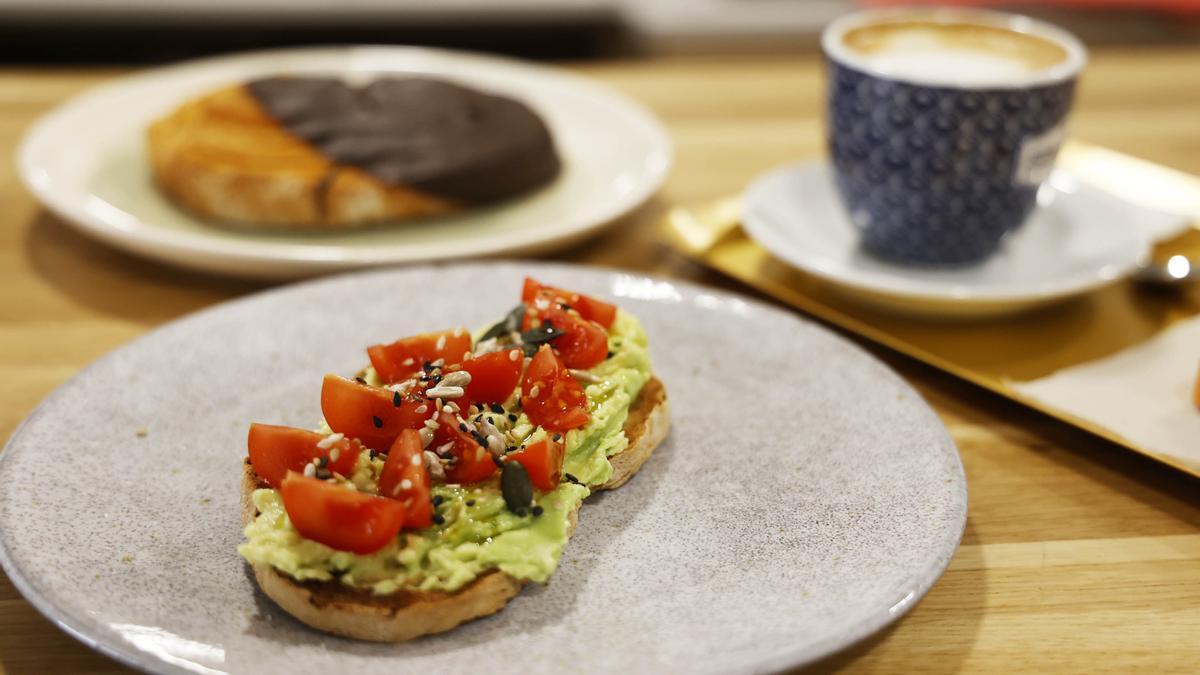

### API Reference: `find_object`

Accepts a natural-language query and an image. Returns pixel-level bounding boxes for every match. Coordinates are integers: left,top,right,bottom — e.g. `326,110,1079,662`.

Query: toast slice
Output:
241,376,668,641
147,85,458,228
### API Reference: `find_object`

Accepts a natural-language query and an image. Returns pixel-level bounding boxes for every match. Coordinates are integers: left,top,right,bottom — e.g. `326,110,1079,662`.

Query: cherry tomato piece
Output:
320,374,432,452
280,472,407,554
367,328,472,384
506,435,565,492
247,423,363,488
521,346,589,432
433,417,498,485
379,429,433,529
536,307,608,370
459,349,523,404
522,277,617,329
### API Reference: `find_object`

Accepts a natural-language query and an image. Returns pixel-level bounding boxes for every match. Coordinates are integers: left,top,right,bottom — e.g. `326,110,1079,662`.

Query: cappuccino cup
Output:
823,9,1087,265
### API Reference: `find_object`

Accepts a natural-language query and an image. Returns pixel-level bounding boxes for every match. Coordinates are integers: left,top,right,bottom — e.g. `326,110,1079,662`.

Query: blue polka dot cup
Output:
822,9,1087,266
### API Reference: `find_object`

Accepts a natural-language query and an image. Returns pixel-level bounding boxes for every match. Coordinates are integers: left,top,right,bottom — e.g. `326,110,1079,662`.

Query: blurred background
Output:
2,0,1198,63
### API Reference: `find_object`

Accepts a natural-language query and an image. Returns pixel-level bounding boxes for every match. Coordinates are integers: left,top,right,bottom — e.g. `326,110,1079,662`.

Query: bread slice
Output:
241,376,668,641
147,85,458,228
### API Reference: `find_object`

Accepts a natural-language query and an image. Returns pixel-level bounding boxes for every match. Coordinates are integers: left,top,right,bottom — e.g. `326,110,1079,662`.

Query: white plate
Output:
0,262,966,674
743,161,1155,318
17,47,672,280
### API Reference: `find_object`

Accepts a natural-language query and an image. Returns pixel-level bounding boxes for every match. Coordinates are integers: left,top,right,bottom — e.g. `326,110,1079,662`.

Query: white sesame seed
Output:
509,349,520,362
402,357,415,366
303,463,316,478
436,335,446,350
436,441,454,455
463,351,473,361
415,404,428,414
410,454,421,466
400,479,413,490
430,358,445,368
419,428,435,447
329,448,341,462
425,385,465,399
475,448,485,462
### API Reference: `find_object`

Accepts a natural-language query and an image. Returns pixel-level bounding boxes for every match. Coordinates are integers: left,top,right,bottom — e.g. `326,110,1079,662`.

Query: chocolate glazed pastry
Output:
246,77,561,205
146,76,561,229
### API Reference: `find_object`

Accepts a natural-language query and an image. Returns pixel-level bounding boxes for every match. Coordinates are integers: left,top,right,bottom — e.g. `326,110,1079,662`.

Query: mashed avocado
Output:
239,308,653,594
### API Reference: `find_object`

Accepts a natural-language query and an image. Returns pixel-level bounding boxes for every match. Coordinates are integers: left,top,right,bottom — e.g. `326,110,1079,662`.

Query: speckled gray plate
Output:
0,262,966,674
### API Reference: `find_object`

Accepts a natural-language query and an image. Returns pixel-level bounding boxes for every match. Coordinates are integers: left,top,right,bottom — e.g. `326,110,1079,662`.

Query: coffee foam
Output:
842,21,1069,86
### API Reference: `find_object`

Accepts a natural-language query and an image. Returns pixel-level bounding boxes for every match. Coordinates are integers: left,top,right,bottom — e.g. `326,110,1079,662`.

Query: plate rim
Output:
16,46,674,279
742,159,1151,307
0,261,967,674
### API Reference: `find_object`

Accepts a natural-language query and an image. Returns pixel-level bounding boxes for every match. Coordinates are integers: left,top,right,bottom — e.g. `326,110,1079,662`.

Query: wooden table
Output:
2,46,1199,674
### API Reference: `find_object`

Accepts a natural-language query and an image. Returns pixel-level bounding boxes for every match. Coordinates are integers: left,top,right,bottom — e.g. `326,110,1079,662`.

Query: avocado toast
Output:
239,278,669,641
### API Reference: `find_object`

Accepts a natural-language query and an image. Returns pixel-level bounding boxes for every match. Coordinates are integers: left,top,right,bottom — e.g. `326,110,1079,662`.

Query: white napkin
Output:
1010,316,1200,468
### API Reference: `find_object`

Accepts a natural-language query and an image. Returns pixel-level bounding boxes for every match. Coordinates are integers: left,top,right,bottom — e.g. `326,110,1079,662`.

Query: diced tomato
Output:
320,375,432,451
280,472,407,554
433,416,498,485
521,346,589,432
506,435,565,492
367,329,472,384
247,423,362,488
522,277,617,329
459,349,523,404
379,429,433,529
534,307,608,370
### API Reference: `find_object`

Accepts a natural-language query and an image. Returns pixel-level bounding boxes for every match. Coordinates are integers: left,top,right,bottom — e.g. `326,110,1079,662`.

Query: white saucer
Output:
743,161,1161,318
17,47,672,280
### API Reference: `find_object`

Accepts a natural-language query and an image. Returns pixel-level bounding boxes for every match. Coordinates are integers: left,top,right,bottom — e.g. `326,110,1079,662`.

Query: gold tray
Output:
665,141,1200,477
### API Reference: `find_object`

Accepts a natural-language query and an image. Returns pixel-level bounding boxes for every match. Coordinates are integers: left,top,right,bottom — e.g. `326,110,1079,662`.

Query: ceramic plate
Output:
0,263,965,674
17,47,672,280
743,161,1159,318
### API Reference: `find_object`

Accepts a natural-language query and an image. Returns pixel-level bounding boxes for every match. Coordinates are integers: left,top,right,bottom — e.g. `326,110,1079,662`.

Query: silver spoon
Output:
1133,254,1200,287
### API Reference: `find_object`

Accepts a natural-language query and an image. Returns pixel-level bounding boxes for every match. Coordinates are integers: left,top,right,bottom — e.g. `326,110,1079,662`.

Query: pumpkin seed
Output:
501,462,533,512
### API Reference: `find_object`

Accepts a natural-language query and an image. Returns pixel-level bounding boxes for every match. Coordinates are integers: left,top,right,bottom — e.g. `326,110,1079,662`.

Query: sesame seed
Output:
552,433,562,442
466,499,475,506
489,403,505,414
436,334,446,350
372,415,383,428
329,448,341,462
416,404,428,414
432,514,445,525
317,456,329,468
303,463,316,477
432,495,444,506
402,357,415,366
431,358,445,368
463,351,473,361
355,376,367,385
509,349,520,362
475,447,485,462
508,413,518,422
419,428,435,447
532,505,544,516
530,385,540,398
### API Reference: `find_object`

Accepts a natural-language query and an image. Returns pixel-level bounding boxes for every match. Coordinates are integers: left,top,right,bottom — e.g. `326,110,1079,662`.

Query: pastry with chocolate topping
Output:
147,77,561,228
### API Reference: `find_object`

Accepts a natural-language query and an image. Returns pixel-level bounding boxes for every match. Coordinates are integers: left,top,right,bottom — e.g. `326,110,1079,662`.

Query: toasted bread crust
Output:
147,85,458,228
242,376,668,641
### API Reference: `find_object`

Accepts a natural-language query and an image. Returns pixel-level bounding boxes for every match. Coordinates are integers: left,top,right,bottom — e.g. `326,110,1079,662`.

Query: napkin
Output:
1011,315,1200,468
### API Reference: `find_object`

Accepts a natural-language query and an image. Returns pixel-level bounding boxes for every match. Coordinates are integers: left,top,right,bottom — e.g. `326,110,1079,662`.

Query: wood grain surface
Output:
2,46,1199,674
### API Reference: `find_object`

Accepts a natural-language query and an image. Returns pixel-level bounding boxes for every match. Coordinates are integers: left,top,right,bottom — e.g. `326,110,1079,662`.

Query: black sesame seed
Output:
368,449,377,460
532,505,544,516
466,499,475,506
508,414,518,422
392,391,402,407
552,433,562,442
432,514,445,525
491,454,504,468
564,473,581,485
422,360,434,372
459,422,468,432
606,350,614,359
489,403,505,415
355,376,367,384
317,456,329,468
372,415,383,429
432,495,444,506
